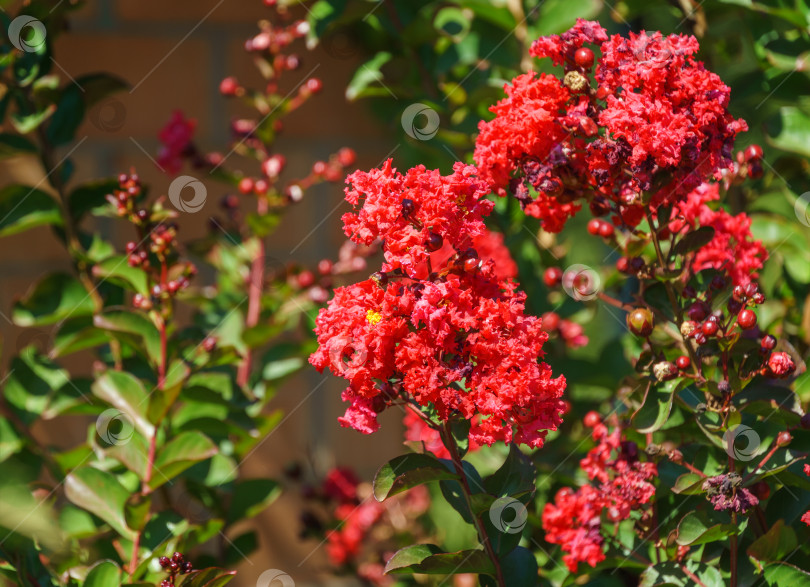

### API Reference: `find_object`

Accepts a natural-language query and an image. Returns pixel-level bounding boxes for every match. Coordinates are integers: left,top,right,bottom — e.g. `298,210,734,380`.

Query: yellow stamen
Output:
366,309,383,326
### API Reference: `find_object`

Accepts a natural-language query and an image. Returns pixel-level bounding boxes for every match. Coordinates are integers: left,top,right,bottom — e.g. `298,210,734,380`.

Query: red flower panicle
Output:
312,161,566,448
474,19,747,236
542,416,656,572
158,110,196,175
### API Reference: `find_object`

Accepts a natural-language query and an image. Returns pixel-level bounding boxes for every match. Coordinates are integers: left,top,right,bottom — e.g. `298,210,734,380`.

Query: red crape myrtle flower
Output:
158,110,196,175
311,161,566,448
542,416,656,572
474,19,747,234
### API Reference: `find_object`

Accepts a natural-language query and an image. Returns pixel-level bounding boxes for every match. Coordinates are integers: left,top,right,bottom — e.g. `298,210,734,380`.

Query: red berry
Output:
462,257,479,273
627,308,654,337
587,218,602,235
312,161,327,176
262,154,286,178
744,283,758,297
337,147,356,167
542,312,560,331
701,321,719,337
752,292,765,304
776,431,792,447
583,411,601,428
578,116,598,137
744,144,763,161
748,161,763,179
686,302,708,322
761,334,777,351
202,336,217,352
238,177,254,194
676,355,691,370
616,257,630,273
597,222,615,238
574,47,595,68
219,76,239,96
658,226,671,240
681,285,696,299
751,480,770,501
254,179,269,194
543,267,563,288
297,270,315,288
738,309,757,330
318,259,333,275
306,77,323,93
425,232,444,252
694,332,707,345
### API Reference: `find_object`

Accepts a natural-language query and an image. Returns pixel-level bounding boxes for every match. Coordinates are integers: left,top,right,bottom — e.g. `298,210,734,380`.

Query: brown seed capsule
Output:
627,308,654,337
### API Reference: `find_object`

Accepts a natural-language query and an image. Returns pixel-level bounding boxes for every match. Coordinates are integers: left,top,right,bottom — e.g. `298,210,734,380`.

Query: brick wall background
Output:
0,1,408,584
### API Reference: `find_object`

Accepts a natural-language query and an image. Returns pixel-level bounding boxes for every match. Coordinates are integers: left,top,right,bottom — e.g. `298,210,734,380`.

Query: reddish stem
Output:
238,195,269,387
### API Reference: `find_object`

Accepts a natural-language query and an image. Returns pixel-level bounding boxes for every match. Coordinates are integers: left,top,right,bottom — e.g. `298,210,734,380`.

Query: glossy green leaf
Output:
747,519,797,573
484,444,535,498
0,133,37,158
64,467,136,539
68,178,119,221
12,272,94,326
671,473,704,495
227,479,281,525
763,562,810,585
177,568,237,587
93,310,162,365
766,106,810,159
673,226,715,256
84,560,121,587
676,510,739,546
373,453,458,501
384,544,494,575
346,51,392,101
92,370,154,438
150,432,218,490
633,381,679,434
0,184,62,238
92,255,150,296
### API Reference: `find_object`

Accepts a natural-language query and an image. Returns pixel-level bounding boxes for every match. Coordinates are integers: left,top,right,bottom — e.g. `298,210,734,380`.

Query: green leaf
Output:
91,371,154,439
498,547,537,587
384,544,494,575
484,444,536,498
150,432,218,490
766,106,810,159
94,310,162,365
0,133,37,158
46,84,84,146
10,105,56,134
671,473,704,495
147,359,190,424
52,316,110,357
12,272,95,326
0,184,62,238
84,560,121,587
747,519,797,573
673,226,715,256
64,467,136,539
633,380,680,433
68,178,119,221
676,510,739,546
763,562,810,585
640,561,724,587
227,479,281,525
373,453,458,501
4,347,71,423
177,568,237,587
346,51,392,101
93,255,150,296
0,419,23,463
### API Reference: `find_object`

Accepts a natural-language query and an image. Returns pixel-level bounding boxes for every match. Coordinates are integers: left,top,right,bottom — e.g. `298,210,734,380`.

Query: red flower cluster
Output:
542,415,656,571
311,160,566,447
474,19,747,235
668,182,767,285
157,110,196,175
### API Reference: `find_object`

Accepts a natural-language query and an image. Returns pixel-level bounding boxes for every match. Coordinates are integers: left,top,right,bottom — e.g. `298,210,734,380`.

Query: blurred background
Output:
2,0,809,584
